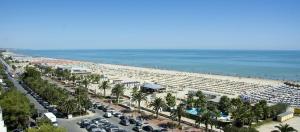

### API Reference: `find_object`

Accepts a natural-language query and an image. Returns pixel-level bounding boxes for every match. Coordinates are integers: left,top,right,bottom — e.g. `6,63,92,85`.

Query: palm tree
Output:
149,97,165,118
173,104,185,125
218,96,231,115
99,81,110,97
186,96,194,109
111,84,125,104
60,99,77,115
75,87,90,114
71,75,76,86
195,90,207,110
274,124,298,132
131,86,139,96
82,78,89,88
201,111,213,132
94,74,101,84
253,103,264,122
132,90,147,112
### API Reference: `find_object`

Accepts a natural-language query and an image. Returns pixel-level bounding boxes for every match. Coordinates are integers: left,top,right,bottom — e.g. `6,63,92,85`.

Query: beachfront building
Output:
111,78,140,88
0,107,7,132
141,83,165,93
57,65,91,74
277,111,294,122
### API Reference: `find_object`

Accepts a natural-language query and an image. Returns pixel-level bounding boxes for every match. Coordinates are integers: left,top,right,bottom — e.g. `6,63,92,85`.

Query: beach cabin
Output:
277,111,294,122
141,83,165,93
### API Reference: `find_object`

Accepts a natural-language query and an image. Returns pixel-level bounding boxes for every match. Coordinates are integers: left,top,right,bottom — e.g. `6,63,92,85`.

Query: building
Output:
0,107,7,132
56,65,91,74
277,111,294,122
141,83,165,93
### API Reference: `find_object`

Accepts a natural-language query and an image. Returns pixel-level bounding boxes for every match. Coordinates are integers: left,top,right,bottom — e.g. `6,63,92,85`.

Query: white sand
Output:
9,52,284,100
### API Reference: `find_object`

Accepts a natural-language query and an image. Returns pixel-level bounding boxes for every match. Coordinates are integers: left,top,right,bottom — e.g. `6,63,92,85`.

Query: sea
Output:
12,49,300,82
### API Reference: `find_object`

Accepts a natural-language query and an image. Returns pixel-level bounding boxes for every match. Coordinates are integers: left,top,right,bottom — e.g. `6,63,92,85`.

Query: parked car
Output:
79,119,91,128
104,112,112,118
143,125,154,132
113,112,123,118
86,123,98,131
132,126,143,132
135,121,143,126
129,118,136,124
119,116,128,120
120,119,130,126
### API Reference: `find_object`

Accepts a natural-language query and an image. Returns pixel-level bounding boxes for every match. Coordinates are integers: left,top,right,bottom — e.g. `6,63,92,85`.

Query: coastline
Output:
7,51,300,108
10,51,283,86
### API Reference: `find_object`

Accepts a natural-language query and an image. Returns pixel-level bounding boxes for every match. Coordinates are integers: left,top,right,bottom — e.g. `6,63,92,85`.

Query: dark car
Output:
143,125,154,132
132,126,142,132
135,121,143,126
120,119,130,126
119,116,128,120
129,118,136,124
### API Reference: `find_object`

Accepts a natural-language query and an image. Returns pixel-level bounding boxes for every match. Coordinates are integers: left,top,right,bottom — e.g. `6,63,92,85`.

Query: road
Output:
1,58,138,132
0,58,46,112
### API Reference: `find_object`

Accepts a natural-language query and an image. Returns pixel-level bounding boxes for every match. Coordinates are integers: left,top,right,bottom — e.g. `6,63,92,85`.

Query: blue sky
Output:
0,0,299,50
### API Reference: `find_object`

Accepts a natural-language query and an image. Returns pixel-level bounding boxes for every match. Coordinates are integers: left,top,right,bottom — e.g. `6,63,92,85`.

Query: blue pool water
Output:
186,108,199,115
12,49,300,81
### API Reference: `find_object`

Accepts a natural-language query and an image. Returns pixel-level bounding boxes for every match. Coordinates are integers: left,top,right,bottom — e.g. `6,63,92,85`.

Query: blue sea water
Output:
13,49,300,81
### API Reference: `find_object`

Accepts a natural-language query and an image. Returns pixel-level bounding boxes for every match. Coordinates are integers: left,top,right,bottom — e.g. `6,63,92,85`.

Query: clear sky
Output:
0,0,299,50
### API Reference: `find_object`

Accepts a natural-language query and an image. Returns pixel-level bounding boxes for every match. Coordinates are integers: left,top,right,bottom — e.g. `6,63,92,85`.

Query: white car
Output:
104,112,112,118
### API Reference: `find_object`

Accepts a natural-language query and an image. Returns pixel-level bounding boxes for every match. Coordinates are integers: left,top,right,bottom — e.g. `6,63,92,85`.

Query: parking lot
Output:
71,101,164,132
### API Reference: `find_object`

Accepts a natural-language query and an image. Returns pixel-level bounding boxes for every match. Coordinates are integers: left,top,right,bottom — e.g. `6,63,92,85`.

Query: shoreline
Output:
8,51,283,86
7,51,300,108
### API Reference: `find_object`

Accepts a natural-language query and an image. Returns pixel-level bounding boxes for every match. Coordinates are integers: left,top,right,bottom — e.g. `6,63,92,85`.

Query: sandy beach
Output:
8,51,291,102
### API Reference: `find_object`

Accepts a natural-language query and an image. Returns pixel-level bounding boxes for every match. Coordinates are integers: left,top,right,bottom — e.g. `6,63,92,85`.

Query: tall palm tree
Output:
201,111,213,132
253,103,264,122
71,75,76,86
131,86,139,97
274,124,298,132
186,96,194,109
94,74,101,84
173,104,185,125
132,90,147,112
99,81,110,97
195,90,207,110
111,84,125,104
149,97,166,118
82,78,89,88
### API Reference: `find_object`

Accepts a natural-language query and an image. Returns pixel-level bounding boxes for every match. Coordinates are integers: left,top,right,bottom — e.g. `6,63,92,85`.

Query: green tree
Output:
172,104,185,125
75,87,91,114
36,117,52,126
26,124,66,132
258,100,270,119
253,103,264,122
99,81,110,97
194,90,207,110
131,86,139,97
165,93,176,110
273,124,298,132
201,111,213,132
59,98,77,115
218,96,231,114
186,95,194,109
82,78,89,88
149,97,165,118
111,84,125,104
0,89,33,130
132,90,147,112
12,64,16,71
